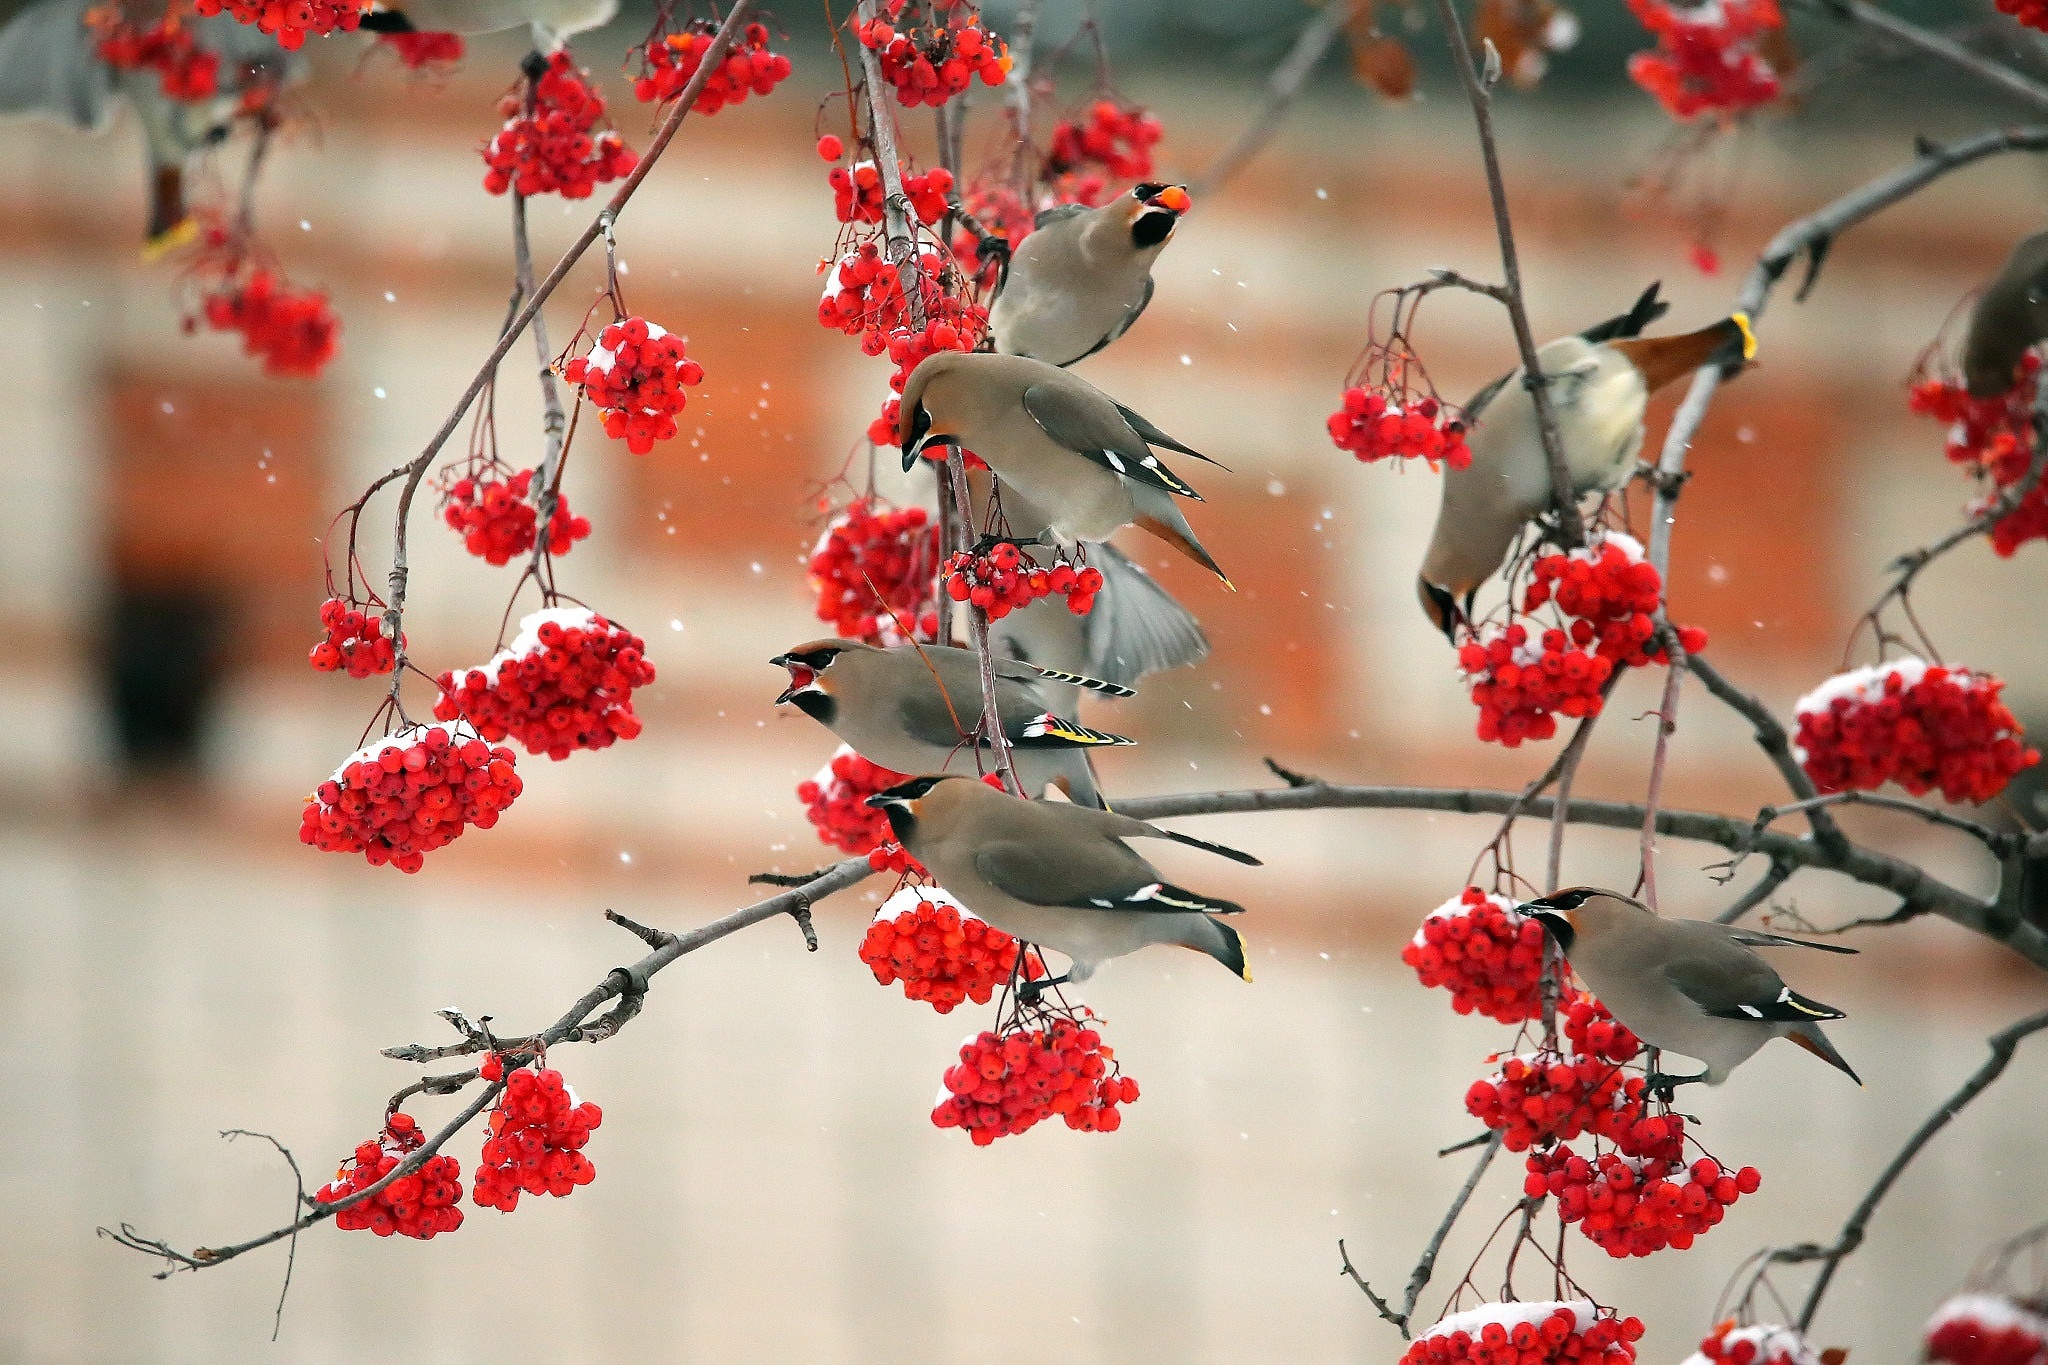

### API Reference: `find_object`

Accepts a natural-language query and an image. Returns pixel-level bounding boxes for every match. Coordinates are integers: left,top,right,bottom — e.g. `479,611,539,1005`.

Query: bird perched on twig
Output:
989,182,1192,367
900,351,1233,584
1520,887,1860,1093
356,0,616,43
867,774,1257,991
770,637,1133,809
1961,228,2048,398
1416,284,1755,638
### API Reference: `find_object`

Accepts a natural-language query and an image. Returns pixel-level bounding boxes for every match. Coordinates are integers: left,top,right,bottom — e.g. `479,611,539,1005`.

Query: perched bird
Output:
771,637,1134,808
1416,285,1755,638
1521,887,1860,1091
357,0,617,42
1961,228,2048,398
899,351,1232,584
866,773,1257,986
0,0,299,251
989,181,1192,367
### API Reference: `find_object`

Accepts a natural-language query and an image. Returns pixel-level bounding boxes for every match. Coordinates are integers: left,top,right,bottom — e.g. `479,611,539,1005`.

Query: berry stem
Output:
1340,1130,1505,1339
510,63,573,594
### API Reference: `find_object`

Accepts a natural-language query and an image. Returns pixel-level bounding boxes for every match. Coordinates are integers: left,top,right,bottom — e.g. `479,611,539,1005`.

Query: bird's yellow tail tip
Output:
142,217,198,263
1732,311,1757,360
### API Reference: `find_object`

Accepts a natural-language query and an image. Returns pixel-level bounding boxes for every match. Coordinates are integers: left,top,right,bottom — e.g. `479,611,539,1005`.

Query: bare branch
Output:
220,1130,303,1340
1004,0,1041,193
1341,1131,1505,1339
1194,0,1361,197
1688,654,1852,857
1638,626,1688,908
1866,435,2048,626
1746,790,2021,858
1716,859,1796,923
1800,0,2048,117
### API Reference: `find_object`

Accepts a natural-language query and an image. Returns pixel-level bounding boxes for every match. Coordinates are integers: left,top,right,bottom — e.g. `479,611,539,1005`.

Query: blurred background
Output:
3,1,2048,1359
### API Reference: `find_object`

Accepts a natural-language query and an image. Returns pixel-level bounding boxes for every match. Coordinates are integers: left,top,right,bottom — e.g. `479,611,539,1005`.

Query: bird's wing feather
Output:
1021,383,1201,497
893,679,976,749
977,842,1243,915
1064,276,1154,367
1130,826,1261,866
1032,202,1089,230
995,653,1136,697
1462,370,1515,424
0,0,111,130
1577,283,1669,344
1083,541,1209,685
1112,396,1225,466
1724,926,1859,955
1660,942,1842,1021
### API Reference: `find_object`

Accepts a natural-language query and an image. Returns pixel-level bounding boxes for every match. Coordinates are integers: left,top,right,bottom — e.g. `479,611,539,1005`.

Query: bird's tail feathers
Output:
1578,282,1670,344
1787,1022,1861,1086
1011,713,1134,748
1130,485,1230,586
1084,542,1210,686
1611,313,1757,393
1150,827,1261,866
1186,914,1252,981
1020,662,1135,697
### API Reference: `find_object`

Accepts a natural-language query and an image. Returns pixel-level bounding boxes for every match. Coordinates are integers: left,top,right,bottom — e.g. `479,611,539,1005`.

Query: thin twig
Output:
1342,1131,1505,1339
1743,790,2021,858
220,1130,302,1341
1801,0,2048,117
1866,438,2048,627
1005,0,1041,193
1689,653,1851,858
1193,0,1360,197
1716,859,1795,924
511,118,571,586
1638,625,1689,909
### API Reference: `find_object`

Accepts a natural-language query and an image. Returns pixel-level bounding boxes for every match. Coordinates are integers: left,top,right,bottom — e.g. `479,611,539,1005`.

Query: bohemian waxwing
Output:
357,0,616,41
898,350,1232,583
772,638,1135,808
866,773,1257,987
0,0,300,251
1961,228,2048,398
1416,285,1756,638
989,182,1193,367
1521,887,1860,1091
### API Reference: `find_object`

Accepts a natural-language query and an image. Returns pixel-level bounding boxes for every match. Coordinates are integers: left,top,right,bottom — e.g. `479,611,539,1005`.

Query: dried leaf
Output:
1819,1351,1849,1365
1347,28,1417,101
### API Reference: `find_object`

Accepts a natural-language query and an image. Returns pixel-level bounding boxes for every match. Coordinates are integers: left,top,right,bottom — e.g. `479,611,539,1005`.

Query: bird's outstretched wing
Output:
1021,383,1203,498
1082,542,1210,685
976,842,1244,914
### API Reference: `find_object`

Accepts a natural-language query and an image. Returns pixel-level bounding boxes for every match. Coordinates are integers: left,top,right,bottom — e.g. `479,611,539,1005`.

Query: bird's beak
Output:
901,431,957,473
1420,580,1465,643
770,656,815,705
864,792,910,813
1147,185,1192,215
1519,904,1577,950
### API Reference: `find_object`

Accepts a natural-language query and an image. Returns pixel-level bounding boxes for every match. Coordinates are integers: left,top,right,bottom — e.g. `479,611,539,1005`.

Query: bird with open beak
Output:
989,181,1192,367
1416,284,1756,639
1520,887,1860,1093
866,773,1257,991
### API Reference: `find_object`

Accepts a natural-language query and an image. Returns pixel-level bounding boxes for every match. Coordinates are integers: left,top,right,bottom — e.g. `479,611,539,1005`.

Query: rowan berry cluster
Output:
432,607,656,761
1793,658,2039,805
1996,0,2048,32
1401,887,1546,1024
471,1063,602,1213
1682,1321,1824,1365
90,13,220,100
932,1015,1139,1144
1327,389,1472,469
857,15,1008,107
1400,1301,1644,1365
299,722,522,872
1458,621,1614,747
868,842,923,876
562,316,705,454
807,498,941,645
943,544,1101,620
829,162,953,226
377,31,463,69
1624,0,1785,121
1044,100,1163,181
1523,534,1709,668
309,597,398,676
1528,1147,1761,1258
798,744,911,857
1466,1050,1645,1153
1924,1294,2048,1365
314,1112,464,1239
194,0,364,49
481,52,637,199
858,886,1043,1013
439,468,590,566
1562,993,1645,1065
818,243,950,350
197,268,340,378
633,20,790,111
1908,355,2046,557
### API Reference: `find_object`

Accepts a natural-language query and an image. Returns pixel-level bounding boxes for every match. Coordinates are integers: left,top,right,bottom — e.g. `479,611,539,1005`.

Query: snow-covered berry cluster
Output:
1924,1294,2048,1365
1909,354,2046,557
1681,1321,1824,1365
299,722,521,872
471,1062,602,1212
309,597,398,676
1459,622,1614,747
1401,887,1546,1024
377,30,464,70
829,162,953,226
943,544,1101,620
797,744,911,858
818,242,954,351
1327,388,1472,469
314,1111,464,1239
432,607,656,761
932,1015,1139,1144
1625,0,1786,121
196,268,340,378
90,13,220,101
1793,659,2038,805
857,14,1008,107
806,497,942,645
439,467,590,566
1528,1147,1761,1258
858,886,1043,1013
1399,1301,1644,1365
562,316,704,454
1044,100,1163,181
633,20,790,111
481,52,637,199
194,0,364,49
1523,533,1709,668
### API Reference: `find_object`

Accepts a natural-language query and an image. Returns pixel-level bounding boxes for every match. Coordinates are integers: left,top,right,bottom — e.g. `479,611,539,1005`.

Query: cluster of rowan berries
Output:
1466,1050,1646,1154
432,607,656,761
858,886,1044,1013
829,162,953,226
194,0,364,49
440,468,589,566
562,316,705,454
886,304,985,387
1400,1302,1644,1365
857,14,1008,107
943,544,1101,620
1459,621,1615,747
90,13,219,100
1401,887,1546,1023
1624,0,1785,121
932,1015,1139,1144
1327,389,1473,469
1683,1321,1824,1365
315,1112,464,1239
299,722,522,872
634,20,790,111
797,744,911,857
471,1062,602,1213
1044,100,1163,181
1793,658,2039,805
309,597,398,676
1563,992,1645,1065
377,31,463,69
818,243,952,350
1909,355,2046,557
481,52,637,198
196,268,340,378
1523,535,1709,668
1995,0,2048,32
1529,1146,1761,1258
1924,1294,2048,1365
807,498,942,644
